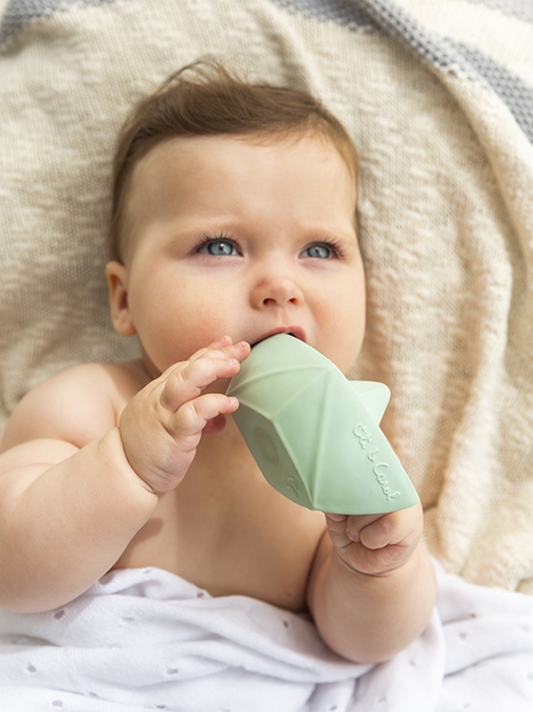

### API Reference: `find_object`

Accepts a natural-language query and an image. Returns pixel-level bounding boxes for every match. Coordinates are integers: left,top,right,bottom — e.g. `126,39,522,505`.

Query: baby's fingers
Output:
188,337,250,364
326,506,423,576
169,393,239,445
161,356,241,412
355,505,422,551
188,335,233,360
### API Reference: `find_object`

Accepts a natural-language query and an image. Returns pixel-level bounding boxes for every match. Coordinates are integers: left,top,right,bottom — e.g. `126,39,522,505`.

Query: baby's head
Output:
106,60,366,376
109,60,359,263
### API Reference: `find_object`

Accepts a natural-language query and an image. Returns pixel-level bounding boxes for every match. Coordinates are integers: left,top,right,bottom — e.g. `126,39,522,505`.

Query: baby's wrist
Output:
102,427,160,500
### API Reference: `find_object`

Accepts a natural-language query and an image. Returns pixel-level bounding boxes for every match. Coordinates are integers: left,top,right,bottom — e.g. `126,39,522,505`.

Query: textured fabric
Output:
467,0,533,22
362,0,533,139
271,0,376,27
0,0,532,598
0,563,532,710
0,0,113,44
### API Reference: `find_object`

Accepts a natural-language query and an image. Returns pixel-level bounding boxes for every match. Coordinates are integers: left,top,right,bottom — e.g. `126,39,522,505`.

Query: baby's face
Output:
108,133,366,378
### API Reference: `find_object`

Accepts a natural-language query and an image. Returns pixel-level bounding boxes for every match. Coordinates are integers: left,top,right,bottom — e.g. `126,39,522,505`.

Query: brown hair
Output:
109,59,358,262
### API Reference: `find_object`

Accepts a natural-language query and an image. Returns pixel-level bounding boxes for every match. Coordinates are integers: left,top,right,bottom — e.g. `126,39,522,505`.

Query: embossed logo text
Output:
354,424,401,501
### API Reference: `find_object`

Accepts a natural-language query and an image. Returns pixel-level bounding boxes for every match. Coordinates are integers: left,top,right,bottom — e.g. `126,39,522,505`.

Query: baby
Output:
0,61,436,664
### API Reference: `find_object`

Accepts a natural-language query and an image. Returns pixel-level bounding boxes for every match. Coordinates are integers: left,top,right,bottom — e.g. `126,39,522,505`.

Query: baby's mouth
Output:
251,327,306,347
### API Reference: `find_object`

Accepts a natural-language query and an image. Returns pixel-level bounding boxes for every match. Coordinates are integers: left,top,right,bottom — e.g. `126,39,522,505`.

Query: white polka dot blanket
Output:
0,563,532,710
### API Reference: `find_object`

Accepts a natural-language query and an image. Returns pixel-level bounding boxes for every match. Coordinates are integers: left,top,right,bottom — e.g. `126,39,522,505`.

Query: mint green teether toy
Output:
226,334,419,515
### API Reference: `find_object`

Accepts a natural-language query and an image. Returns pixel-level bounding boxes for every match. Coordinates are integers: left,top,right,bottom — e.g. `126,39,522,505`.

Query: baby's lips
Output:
250,326,307,347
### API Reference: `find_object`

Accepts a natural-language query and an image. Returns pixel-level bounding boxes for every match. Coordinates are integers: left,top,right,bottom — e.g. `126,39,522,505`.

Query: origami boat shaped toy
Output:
227,334,419,515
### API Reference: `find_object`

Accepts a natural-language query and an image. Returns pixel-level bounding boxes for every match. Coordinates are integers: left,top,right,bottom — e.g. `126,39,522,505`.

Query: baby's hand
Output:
325,503,423,577
118,336,250,493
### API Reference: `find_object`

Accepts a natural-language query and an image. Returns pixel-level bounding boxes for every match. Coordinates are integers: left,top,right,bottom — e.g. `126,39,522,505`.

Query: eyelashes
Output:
193,233,345,260
303,239,344,259
193,233,239,256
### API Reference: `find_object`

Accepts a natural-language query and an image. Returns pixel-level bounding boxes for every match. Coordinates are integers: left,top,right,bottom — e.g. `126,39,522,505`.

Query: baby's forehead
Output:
131,129,356,186
118,130,358,261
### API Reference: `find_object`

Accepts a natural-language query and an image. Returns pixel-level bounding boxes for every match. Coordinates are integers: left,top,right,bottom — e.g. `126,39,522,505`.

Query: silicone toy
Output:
226,334,419,515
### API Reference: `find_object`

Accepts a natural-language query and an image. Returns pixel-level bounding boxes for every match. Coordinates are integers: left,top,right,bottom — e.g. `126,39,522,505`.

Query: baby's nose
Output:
250,269,303,309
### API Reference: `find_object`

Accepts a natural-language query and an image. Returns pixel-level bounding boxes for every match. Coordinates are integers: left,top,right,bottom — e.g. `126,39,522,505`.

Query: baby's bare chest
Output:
114,475,326,611
106,364,326,611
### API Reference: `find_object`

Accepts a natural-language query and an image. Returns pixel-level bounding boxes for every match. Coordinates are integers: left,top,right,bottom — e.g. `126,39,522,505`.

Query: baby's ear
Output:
105,261,137,336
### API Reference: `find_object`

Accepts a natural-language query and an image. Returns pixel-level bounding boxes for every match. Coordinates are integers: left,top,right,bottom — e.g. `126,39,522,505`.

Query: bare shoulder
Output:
0,361,149,452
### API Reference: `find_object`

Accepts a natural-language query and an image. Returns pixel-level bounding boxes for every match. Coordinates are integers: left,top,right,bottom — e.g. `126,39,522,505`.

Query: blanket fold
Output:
0,564,532,710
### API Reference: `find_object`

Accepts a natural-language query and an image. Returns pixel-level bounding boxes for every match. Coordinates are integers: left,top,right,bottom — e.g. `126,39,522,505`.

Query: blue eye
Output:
301,243,335,259
198,238,238,256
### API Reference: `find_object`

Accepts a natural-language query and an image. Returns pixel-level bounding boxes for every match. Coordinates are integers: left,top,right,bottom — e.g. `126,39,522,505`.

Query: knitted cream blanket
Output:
0,0,532,596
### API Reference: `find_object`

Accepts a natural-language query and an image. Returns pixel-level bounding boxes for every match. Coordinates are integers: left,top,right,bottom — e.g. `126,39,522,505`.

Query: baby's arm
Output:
307,503,436,664
0,337,249,613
